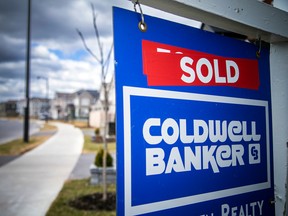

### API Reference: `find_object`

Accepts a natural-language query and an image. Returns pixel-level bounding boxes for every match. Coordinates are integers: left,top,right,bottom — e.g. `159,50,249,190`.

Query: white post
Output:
270,40,288,216
270,1,288,214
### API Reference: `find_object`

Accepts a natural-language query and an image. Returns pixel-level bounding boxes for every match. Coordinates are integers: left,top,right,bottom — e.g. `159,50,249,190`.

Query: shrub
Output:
95,148,113,167
95,128,100,136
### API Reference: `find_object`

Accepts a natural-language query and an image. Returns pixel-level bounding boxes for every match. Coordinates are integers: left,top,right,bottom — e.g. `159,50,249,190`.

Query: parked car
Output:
38,112,52,120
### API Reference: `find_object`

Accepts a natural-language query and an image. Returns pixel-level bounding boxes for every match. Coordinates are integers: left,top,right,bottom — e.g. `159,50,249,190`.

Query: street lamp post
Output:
24,0,32,143
37,76,49,123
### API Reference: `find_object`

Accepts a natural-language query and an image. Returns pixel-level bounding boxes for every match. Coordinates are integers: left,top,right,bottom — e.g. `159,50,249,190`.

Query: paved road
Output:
0,119,42,144
69,153,95,180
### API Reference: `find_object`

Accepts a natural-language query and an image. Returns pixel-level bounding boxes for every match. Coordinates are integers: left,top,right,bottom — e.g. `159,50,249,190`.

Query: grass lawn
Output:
0,123,57,156
82,135,116,154
55,119,90,129
46,180,116,216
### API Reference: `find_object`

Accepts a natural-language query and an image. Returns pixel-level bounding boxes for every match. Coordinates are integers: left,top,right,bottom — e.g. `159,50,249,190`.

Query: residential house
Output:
89,79,115,135
73,89,99,119
50,89,99,120
0,100,18,117
51,92,74,120
17,97,49,118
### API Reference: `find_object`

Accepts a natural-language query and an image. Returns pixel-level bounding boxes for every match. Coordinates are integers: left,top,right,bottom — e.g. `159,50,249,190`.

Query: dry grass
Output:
41,123,57,131
54,119,90,129
0,123,57,156
72,121,90,129
0,136,51,156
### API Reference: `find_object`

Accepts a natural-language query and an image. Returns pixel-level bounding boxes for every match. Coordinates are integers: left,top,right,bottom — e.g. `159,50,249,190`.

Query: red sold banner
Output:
142,40,259,90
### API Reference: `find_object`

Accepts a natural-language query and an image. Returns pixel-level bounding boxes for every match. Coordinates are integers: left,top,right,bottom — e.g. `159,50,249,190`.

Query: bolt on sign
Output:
113,7,274,216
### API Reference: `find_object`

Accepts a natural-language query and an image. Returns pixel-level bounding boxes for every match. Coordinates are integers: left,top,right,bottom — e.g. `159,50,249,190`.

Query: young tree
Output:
76,3,113,201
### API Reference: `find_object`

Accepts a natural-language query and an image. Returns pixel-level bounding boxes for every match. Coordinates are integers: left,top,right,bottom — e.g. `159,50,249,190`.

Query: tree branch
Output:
91,3,104,66
107,73,114,95
103,43,114,81
76,28,100,63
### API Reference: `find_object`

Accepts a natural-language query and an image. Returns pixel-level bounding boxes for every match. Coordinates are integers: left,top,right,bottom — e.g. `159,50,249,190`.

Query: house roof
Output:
75,89,99,99
56,89,99,100
55,92,74,99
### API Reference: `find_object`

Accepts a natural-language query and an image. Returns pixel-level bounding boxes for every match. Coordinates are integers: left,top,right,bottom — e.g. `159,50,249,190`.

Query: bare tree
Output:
76,3,113,201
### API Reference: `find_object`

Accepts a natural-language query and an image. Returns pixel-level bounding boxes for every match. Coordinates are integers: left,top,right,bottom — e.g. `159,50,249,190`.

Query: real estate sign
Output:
113,7,274,216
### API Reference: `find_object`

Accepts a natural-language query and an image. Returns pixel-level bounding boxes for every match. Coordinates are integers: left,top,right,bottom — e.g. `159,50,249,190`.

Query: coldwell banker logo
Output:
249,144,261,164
123,87,270,215
143,118,261,175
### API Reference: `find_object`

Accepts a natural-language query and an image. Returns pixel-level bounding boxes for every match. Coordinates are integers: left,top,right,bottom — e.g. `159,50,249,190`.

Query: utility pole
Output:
24,0,31,143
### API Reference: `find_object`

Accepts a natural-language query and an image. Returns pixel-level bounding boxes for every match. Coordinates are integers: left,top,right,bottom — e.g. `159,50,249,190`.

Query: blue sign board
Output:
113,7,274,216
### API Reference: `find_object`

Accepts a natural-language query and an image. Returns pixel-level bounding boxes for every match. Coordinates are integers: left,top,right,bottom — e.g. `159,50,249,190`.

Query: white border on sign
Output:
123,86,271,216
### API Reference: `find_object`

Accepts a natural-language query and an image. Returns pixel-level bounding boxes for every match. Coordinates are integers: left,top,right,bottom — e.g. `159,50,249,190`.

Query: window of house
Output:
81,98,90,106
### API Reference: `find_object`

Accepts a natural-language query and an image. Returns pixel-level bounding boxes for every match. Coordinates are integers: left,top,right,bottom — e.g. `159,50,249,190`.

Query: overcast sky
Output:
0,0,200,102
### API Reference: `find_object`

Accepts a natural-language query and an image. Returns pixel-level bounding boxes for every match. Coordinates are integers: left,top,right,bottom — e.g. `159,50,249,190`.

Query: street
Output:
0,119,41,144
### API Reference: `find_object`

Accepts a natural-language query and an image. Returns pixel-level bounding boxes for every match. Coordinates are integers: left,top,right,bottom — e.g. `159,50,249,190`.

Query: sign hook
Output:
256,36,262,58
134,1,147,32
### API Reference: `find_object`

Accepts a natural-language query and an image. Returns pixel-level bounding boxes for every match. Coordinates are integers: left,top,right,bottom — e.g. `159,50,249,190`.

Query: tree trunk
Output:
102,83,108,201
76,4,114,201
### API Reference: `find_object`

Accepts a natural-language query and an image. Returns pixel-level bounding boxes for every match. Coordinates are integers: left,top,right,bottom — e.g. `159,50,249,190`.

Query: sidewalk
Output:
0,122,84,216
